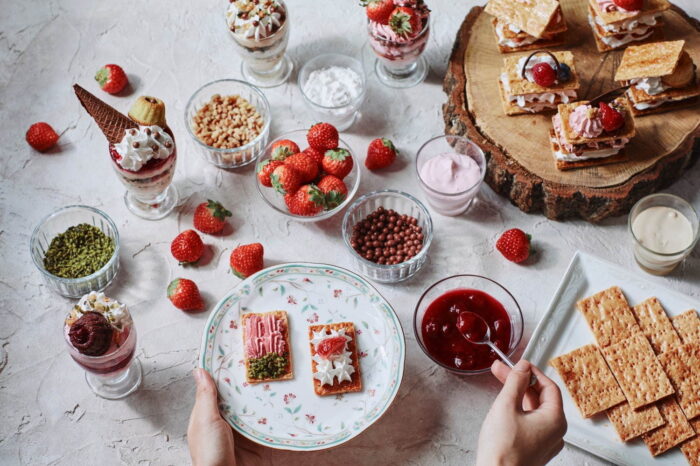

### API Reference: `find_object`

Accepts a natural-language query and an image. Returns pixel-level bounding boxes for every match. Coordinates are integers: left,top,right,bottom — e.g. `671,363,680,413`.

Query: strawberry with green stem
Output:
193,199,232,234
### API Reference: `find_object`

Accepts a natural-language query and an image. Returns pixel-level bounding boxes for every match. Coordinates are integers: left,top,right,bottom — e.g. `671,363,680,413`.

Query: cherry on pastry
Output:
532,63,557,87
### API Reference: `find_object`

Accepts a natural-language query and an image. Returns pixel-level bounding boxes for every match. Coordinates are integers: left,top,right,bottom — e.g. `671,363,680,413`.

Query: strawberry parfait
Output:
363,0,431,88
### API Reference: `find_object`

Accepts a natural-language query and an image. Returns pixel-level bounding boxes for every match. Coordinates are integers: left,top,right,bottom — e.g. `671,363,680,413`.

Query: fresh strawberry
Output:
363,0,394,25
613,0,643,11
284,152,319,182
257,159,284,187
270,164,302,195
270,139,300,161
25,122,59,152
170,229,205,265
532,62,556,87
316,336,347,358
230,243,264,279
317,175,348,209
599,102,624,132
307,123,339,151
95,64,128,94
167,278,204,311
496,229,531,263
365,138,398,170
322,148,354,179
284,184,326,216
389,6,421,37
302,146,324,166
193,199,232,234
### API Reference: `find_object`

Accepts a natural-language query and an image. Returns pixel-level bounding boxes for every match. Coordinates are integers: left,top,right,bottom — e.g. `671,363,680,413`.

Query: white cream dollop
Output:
114,125,174,172
311,328,356,386
630,77,669,96
70,291,132,331
226,0,283,41
517,54,558,83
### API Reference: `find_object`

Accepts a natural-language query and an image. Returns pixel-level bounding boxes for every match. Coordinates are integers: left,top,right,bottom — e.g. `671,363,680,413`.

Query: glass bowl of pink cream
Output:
415,135,486,216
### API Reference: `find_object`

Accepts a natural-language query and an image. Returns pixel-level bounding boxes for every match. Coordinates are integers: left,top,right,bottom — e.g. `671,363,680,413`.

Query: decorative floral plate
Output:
200,263,406,451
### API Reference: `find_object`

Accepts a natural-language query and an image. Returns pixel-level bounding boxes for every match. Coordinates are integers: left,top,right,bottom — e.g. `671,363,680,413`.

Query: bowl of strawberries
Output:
255,123,361,222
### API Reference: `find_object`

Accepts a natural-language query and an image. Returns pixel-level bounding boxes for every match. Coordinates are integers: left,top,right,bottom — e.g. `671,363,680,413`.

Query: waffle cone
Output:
73,84,138,145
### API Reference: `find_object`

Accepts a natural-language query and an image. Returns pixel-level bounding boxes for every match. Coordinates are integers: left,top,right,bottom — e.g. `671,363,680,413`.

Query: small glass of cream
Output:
629,194,699,275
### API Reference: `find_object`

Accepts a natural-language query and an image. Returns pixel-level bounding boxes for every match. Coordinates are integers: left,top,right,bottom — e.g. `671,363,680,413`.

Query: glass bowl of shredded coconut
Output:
299,54,366,131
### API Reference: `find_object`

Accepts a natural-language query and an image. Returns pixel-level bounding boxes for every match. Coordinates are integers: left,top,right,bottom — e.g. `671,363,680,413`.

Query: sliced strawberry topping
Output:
316,336,347,358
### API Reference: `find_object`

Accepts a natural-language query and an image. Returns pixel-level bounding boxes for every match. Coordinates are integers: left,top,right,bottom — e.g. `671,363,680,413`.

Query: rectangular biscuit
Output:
577,286,642,348
658,343,700,420
607,401,665,441
680,418,700,466
502,51,579,96
309,322,362,397
642,397,695,456
602,334,674,409
588,0,670,27
590,19,664,53
549,344,626,418
630,96,700,116
614,40,685,81
672,310,700,344
626,79,700,105
485,0,560,38
558,101,635,145
242,311,294,384
631,297,683,354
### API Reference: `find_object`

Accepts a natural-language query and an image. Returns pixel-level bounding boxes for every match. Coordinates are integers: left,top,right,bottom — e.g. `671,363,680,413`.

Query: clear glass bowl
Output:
255,129,361,222
342,190,433,283
184,79,271,169
413,275,524,375
298,53,367,131
30,205,120,298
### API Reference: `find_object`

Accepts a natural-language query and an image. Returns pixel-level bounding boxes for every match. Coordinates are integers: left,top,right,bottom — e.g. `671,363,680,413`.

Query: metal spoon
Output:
456,311,537,387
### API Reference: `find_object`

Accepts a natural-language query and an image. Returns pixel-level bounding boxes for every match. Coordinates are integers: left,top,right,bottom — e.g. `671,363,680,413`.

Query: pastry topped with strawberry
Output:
308,322,362,396
549,96,636,171
587,0,670,52
485,0,567,53
243,311,293,383
499,50,579,115
614,40,699,116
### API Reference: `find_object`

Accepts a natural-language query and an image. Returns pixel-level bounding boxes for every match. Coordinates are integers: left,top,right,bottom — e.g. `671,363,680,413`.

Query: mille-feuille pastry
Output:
587,0,669,52
550,96,636,170
484,0,567,53
242,311,293,383
499,50,579,115
615,40,699,116
308,322,362,396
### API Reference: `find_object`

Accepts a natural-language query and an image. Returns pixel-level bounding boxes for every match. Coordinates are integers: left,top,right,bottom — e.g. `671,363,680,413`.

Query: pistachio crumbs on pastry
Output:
242,311,293,383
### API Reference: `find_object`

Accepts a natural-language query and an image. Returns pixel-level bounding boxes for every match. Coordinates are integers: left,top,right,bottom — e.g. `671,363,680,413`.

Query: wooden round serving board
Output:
443,0,700,221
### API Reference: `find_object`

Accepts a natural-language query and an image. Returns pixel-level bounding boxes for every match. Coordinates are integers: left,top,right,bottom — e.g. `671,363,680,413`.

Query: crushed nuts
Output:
191,94,264,149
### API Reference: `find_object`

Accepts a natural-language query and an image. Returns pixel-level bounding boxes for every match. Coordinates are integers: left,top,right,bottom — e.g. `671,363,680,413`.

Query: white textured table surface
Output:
1,0,699,464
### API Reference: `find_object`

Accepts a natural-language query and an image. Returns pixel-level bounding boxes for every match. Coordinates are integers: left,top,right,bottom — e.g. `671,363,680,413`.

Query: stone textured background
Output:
0,0,698,464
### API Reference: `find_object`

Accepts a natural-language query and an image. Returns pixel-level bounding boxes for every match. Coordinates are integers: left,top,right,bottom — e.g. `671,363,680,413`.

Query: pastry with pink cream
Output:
549,96,636,171
242,311,293,383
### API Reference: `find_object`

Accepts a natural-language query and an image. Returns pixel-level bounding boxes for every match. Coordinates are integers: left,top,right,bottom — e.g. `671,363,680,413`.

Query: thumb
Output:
495,359,532,412
192,368,221,420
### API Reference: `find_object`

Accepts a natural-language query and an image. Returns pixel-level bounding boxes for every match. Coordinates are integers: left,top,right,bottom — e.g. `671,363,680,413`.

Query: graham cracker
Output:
631,297,682,354
576,286,642,348
658,343,700,420
607,401,665,442
499,81,565,116
680,418,700,466
485,0,560,38
642,397,695,456
308,322,362,397
558,100,635,145
602,334,674,409
631,95,700,116
590,20,665,53
550,131,629,171
615,40,686,81
587,0,670,26
549,344,625,418
242,311,293,384
502,51,579,95
672,310,700,344
491,18,568,53
626,78,700,104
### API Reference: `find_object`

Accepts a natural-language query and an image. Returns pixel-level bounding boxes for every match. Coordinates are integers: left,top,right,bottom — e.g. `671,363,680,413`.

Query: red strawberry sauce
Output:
421,289,511,371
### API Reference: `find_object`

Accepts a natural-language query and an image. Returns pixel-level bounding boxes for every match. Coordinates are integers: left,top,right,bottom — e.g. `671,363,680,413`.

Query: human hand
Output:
187,368,237,466
475,359,567,466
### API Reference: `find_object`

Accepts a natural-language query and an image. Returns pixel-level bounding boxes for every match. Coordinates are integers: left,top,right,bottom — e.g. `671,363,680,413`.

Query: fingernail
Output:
514,359,530,372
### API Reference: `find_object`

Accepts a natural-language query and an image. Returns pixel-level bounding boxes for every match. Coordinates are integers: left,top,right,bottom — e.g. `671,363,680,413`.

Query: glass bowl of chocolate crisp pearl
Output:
185,79,271,169
342,190,433,283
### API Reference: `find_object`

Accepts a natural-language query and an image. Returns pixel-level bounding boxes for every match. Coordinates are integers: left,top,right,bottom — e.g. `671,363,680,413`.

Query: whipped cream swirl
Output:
114,125,174,172
226,0,284,41
517,55,558,84
630,77,669,96
311,328,355,386
68,291,132,331
569,105,604,138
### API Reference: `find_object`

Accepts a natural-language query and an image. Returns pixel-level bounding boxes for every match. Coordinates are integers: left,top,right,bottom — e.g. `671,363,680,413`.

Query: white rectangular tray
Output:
523,251,699,466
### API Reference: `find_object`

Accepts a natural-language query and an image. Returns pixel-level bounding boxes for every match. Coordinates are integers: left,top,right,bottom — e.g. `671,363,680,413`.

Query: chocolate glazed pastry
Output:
69,311,114,356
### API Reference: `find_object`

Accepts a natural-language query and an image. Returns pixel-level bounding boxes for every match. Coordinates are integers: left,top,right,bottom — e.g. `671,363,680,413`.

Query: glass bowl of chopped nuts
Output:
342,190,433,283
185,79,271,169
30,205,120,298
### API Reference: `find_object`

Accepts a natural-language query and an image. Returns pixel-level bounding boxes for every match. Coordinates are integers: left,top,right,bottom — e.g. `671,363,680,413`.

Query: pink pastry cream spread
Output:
245,313,287,358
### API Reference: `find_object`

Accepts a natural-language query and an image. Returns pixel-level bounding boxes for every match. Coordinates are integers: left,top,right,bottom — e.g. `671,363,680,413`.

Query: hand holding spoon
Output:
456,311,537,387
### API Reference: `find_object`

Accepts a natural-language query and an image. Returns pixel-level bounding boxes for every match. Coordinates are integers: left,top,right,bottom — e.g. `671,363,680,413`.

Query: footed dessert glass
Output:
367,18,430,88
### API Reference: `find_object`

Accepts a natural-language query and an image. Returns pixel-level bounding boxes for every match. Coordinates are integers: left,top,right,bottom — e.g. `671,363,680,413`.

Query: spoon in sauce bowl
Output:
456,311,537,386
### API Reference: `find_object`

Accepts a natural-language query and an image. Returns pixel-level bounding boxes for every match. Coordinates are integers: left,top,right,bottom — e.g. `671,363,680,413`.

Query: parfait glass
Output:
64,310,142,400
367,17,430,88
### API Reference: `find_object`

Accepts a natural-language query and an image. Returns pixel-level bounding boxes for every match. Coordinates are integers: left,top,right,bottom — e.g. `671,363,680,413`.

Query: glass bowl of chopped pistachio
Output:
30,205,120,298
184,79,271,169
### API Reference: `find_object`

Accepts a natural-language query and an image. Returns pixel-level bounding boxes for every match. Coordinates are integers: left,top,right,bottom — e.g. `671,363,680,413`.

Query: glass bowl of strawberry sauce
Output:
413,275,523,375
